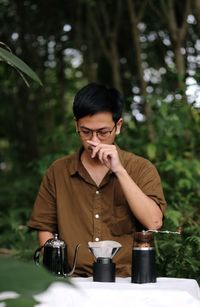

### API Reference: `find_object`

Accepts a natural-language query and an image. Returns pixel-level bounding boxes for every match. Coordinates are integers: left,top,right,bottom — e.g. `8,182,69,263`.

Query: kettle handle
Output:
33,246,43,265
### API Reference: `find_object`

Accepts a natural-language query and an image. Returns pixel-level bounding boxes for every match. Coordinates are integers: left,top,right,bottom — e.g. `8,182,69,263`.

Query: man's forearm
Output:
115,167,163,230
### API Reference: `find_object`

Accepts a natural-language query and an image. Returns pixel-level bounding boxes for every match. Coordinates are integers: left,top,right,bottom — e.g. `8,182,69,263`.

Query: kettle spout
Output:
65,244,81,277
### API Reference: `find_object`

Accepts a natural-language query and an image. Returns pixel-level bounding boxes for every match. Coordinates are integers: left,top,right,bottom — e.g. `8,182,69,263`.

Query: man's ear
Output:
116,118,123,135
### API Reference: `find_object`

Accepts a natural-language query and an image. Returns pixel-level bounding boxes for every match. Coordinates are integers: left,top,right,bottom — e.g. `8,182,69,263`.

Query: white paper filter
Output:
88,240,122,259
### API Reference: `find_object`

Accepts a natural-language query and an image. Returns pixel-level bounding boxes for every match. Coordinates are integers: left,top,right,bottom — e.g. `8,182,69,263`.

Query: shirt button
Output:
96,190,100,194
95,237,100,242
95,214,100,219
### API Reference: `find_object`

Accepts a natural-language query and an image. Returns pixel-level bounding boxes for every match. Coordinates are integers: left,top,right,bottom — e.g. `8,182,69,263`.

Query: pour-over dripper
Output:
88,240,122,282
88,240,122,259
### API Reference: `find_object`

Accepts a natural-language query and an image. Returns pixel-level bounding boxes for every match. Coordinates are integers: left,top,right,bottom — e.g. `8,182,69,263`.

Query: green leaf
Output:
146,143,157,160
4,296,37,307
0,47,42,86
165,209,183,227
0,256,69,296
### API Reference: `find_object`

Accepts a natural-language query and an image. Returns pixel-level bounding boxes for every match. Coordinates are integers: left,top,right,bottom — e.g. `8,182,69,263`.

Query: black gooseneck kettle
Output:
34,233,80,277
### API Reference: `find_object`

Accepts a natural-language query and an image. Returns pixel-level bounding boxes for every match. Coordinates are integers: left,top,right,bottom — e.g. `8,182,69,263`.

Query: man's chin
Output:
86,146,93,154
84,147,93,158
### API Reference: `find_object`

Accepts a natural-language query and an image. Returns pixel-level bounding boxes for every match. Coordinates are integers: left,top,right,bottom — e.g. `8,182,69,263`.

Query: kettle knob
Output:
44,233,66,248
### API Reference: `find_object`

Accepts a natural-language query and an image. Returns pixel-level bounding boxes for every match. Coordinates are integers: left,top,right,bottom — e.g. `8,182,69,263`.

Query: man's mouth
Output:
88,146,93,151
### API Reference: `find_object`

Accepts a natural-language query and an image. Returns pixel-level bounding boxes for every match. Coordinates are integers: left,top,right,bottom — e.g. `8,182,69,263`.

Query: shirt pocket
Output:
110,203,134,236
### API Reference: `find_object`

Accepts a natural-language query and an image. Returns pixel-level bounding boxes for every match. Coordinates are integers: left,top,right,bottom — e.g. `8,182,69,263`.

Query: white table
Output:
34,277,200,307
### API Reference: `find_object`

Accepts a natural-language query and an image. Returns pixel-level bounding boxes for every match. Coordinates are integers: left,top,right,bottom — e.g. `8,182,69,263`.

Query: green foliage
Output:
155,157,200,284
35,113,80,176
155,229,200,283
0,256,70,306
0,172,39,260
118,99,200,284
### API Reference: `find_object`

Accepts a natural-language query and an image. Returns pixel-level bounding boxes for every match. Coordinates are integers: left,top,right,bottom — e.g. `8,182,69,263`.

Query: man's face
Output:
76,112,122,156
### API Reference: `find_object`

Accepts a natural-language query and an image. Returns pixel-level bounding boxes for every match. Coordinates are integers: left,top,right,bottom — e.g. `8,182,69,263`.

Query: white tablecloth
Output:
34,277,200,307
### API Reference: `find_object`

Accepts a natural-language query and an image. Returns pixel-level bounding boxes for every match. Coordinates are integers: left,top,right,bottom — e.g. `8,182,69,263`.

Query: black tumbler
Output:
93,257,116,282
131,247,156,283
131,231,156,284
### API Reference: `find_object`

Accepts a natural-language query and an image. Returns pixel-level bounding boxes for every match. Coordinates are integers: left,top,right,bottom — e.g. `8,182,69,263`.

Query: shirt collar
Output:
68,147,84,176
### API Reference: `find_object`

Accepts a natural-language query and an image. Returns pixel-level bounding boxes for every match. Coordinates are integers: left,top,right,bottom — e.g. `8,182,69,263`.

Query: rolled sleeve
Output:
135,160,167,214
27,166,57,233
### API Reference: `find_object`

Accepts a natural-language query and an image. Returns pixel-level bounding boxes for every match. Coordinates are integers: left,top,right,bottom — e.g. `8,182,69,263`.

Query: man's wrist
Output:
114,166,127,177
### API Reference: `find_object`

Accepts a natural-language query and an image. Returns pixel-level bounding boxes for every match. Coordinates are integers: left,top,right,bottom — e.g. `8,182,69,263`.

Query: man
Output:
28,83,167,277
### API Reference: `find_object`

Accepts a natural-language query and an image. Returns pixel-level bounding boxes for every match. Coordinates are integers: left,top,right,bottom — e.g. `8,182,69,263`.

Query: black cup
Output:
93,257,115,282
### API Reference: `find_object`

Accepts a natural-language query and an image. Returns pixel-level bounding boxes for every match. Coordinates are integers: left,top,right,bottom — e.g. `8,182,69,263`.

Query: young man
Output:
28,83,167,277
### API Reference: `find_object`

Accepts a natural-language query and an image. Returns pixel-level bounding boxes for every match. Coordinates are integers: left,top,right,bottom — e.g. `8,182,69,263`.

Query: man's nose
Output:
90,131,99,141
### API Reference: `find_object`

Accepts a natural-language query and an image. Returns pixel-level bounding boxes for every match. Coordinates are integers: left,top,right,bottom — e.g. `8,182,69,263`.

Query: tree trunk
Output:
127,0,147,97
13,0,39,163
56,46,68,129
85,1,123,93
173,39,186,92
85,10,98,83
193,0,200,34
127,0,155,141
109,38,123,93
161,0,191,97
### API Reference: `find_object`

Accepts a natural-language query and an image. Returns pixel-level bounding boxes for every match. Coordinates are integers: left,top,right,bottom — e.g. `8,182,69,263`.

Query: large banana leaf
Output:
0,46,42,86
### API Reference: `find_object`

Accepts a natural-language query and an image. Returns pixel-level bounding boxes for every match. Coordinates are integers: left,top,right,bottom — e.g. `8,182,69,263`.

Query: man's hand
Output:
86,140,124,173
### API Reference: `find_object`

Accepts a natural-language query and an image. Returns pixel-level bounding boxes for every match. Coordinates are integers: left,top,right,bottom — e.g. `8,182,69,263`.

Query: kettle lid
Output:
45,233,66,248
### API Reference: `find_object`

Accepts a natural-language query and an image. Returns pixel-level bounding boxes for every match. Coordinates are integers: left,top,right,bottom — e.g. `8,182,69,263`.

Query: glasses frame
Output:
77,124,116,140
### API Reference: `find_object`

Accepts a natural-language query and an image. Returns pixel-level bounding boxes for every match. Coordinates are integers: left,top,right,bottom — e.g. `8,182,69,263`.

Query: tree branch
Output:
138,0,149,21
87,5,110,59
179,0,191,40
112,0,122,34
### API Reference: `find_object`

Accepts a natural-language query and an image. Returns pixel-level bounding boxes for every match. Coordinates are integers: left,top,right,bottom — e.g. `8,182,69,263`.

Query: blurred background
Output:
0,0,199,282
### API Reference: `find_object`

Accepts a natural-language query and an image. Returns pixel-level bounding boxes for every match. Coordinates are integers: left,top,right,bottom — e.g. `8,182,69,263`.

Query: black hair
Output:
73,83,124,122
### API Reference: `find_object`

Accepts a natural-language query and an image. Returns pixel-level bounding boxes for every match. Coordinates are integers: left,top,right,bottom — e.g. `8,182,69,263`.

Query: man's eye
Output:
98,130,109,136
82,130,91,135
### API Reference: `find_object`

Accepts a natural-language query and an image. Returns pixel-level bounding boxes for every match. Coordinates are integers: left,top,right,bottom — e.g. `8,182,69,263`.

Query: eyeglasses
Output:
78,124,116,140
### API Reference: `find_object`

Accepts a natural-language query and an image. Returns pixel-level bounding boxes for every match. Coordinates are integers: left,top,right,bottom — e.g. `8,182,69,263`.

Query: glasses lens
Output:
78,125,116,140
97,131,110,138
79,130,92,139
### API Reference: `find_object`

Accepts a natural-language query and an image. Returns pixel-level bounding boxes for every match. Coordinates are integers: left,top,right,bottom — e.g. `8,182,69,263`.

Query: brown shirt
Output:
28,146,167,277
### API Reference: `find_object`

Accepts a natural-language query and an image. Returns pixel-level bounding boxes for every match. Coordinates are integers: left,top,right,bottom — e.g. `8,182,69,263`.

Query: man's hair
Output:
73,83,124,122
